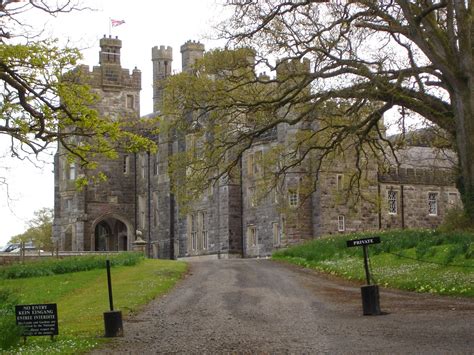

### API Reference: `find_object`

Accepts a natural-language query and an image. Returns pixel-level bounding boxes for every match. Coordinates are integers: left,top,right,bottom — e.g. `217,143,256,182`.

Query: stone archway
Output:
93,216,130,251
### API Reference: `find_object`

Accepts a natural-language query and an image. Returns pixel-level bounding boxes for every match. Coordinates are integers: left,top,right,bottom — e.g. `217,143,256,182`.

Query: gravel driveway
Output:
92,259,474,354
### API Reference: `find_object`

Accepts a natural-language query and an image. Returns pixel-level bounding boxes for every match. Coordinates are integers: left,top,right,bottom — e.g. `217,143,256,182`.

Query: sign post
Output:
346,236,382,315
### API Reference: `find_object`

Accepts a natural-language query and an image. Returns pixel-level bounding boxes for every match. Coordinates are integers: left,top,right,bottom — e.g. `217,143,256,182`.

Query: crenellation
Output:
53,37,462,259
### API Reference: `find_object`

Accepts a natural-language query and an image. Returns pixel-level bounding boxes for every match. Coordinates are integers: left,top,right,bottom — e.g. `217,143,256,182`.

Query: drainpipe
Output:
377,171,382,230
240,156,245,258
134,153,137,237
147,151,151,258
401,184,405,229
168,139,175,260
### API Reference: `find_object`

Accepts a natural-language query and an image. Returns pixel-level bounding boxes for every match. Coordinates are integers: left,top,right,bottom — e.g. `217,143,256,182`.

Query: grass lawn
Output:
273,230,473,297
0,259,187,354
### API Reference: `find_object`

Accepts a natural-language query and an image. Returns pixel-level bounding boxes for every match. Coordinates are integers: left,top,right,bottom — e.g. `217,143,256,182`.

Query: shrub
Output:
0,290,22,350
0,252,144,280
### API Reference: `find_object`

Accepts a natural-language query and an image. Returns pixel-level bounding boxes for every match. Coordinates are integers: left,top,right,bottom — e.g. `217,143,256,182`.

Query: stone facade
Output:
53,38,462,258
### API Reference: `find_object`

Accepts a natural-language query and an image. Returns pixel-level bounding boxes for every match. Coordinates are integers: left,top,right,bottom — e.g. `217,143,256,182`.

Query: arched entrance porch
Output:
93,216,130,251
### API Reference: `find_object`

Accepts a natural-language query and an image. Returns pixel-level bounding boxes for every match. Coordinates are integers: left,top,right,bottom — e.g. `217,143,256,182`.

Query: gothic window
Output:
272,222,280,246
338,215,345,232
388,189,397,214
288,190,299,208
428,192,438,216
336,174,344,191
247,225,257,247
123,155,130,174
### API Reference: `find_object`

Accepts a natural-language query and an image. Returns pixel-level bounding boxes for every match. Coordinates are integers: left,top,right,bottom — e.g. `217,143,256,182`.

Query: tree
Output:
10,207,53,251
1,0,155,176
163,1,473,220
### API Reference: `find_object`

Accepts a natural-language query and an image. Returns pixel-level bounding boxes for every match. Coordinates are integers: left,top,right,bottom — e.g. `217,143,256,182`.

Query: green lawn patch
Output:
0,258,187,353
273,230,474,297
0,252,143,279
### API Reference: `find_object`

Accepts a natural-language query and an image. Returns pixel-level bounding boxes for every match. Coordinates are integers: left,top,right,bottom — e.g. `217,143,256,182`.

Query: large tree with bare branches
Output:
163,1,473,220
1,0,154,175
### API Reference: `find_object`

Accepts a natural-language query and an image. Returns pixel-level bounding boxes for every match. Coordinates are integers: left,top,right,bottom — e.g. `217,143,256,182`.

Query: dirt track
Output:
92,259,474,354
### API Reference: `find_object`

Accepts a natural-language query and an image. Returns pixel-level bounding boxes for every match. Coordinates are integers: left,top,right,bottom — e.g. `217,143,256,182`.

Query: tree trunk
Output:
454,84,474,221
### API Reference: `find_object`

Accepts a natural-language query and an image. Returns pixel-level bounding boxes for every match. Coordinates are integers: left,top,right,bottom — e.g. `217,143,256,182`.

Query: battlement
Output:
276,58,311,76
100,35,122,48
180,40,205,53
152,45,173,61
71,64,141,91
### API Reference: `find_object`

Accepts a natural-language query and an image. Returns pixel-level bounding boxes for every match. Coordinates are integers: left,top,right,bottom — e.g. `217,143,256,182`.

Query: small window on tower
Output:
126,95,134,109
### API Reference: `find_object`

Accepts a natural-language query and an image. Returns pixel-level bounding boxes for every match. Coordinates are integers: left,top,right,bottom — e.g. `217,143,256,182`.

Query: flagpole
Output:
108,17,111,36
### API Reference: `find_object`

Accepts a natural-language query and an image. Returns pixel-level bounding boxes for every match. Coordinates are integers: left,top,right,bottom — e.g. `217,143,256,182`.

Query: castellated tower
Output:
152,45,173,112
180,40,205,73
53,36,141,252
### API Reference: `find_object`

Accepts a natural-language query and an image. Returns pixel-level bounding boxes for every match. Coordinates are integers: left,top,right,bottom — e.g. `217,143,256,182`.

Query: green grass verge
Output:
0,259,187,354
273,230,474,297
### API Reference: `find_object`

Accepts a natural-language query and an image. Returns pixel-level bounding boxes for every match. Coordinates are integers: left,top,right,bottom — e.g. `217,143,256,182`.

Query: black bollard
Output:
361,284,381,315
103,260,123,337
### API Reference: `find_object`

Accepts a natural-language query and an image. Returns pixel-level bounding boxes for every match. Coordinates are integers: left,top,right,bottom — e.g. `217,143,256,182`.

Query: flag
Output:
111,19,125,27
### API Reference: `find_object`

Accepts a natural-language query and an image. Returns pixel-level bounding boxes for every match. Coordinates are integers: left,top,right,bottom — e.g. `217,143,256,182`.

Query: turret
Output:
99,35,122,66
180,40,205,73
152,45,173,112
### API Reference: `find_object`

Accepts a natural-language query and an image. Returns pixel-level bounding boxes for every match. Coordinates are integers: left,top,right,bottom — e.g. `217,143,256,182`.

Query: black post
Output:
103,260,123,337
106,260,114,311
362,245,371,285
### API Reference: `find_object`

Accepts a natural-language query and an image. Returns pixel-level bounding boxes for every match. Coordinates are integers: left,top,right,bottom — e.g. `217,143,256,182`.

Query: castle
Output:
53,36,461,259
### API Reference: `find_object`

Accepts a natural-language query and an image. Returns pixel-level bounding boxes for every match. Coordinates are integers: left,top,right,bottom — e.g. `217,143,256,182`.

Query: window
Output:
336,174,344,191
273,188,278,204
69,163,76,180
428,192,438,216
247,153,254,177
388,190,397,214
288,190,299,208
138,196,146,230
123,155,130,174
126,94,134,109
247,187,256,207
140,154,146,179
191,214,197,250
254,150,263,177
338,215,345,232
247,226,257,247
154,153,159,176
65,198,72,211
153,192,158,228
272,222,280,246
200,212,208,250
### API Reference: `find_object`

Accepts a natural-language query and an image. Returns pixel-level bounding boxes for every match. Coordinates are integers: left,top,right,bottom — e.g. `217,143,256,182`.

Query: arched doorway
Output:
94,217,129,251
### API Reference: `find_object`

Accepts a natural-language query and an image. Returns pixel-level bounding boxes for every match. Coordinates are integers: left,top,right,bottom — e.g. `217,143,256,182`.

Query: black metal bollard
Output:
103,260,123,337
104,310,123,337
361,284,381,315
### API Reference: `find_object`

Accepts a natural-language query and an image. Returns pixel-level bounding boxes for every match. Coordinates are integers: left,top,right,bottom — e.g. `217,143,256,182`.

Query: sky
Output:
0,0,224,246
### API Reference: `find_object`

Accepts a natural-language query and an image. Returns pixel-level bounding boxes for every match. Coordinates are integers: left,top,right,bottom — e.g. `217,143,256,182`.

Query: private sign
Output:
346,237,381,248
